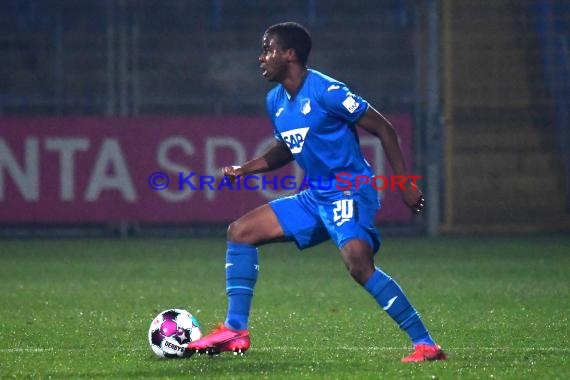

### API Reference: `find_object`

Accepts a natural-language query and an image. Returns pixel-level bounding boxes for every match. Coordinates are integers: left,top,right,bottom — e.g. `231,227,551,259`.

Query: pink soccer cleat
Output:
401,344,447,363
187,323,250,356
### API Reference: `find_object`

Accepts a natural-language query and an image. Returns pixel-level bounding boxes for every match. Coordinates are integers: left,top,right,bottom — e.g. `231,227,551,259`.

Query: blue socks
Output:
223,242,434,345
224,242,259,331
364,267,435,346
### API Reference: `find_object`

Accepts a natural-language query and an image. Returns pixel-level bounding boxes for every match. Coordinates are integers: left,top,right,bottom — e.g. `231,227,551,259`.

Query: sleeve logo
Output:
342,94,359,114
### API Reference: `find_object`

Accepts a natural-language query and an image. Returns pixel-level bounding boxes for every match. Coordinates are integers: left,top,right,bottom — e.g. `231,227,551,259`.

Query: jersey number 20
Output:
332,199,353,226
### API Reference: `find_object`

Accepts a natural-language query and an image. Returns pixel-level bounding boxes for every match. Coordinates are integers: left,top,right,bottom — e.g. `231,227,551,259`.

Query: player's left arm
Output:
356,106,425,214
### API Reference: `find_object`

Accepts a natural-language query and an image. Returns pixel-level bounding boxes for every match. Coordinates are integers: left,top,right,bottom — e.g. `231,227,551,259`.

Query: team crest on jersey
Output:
300,99,311,115
281,127,309,154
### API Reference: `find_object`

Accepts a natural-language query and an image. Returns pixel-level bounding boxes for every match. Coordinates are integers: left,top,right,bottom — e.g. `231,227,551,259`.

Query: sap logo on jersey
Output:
281,127,309,154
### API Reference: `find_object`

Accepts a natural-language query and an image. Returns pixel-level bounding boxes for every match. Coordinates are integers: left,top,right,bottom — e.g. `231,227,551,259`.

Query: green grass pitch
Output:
0,236,569,379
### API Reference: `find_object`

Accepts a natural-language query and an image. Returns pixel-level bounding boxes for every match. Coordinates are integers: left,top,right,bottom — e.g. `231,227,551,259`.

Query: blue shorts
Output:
269,185,381,253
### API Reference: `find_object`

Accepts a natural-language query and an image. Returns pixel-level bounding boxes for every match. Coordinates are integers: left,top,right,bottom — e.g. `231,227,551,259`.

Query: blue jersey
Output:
266,69,374,195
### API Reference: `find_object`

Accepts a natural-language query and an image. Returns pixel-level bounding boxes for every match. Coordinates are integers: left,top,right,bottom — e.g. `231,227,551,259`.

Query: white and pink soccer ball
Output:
148,309,202,358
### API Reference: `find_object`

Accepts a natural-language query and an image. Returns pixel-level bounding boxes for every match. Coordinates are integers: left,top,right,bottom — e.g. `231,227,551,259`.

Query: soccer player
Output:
187,22,446,362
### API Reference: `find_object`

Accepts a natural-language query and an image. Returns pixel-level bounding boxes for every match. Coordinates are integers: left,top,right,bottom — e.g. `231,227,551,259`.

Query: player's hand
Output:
221,165,243,184
401,179,425,215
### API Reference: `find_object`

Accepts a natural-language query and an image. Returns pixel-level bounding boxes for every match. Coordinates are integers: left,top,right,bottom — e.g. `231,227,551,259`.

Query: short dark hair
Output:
265,22,312,66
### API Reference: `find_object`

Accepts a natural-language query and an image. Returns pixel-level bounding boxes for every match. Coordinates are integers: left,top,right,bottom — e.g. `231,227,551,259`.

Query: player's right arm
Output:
221,140,293,182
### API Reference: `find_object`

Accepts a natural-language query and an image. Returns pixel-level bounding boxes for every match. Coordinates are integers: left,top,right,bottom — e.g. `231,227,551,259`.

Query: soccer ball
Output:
148,309,202,358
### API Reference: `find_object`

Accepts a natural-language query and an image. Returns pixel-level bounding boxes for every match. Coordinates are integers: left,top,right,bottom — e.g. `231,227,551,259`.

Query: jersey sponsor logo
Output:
327,84,341,91
342,94,359,113
281,127,310,154
300,99,311,115
275,107,284,117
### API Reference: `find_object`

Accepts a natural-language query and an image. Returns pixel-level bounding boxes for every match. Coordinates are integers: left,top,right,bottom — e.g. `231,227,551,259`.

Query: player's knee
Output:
227,220,246,243
341,243,375,285
344,252,374,284
227,219,258,244
347,263,373,285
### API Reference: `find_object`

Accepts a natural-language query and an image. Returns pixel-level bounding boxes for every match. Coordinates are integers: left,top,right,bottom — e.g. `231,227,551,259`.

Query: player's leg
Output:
189,192,329,355
188,204,285,354
340,239,437,344
322,186,445,362
227,202,288,246
222,192,329,334
339,240,446,361
224,203,285,333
